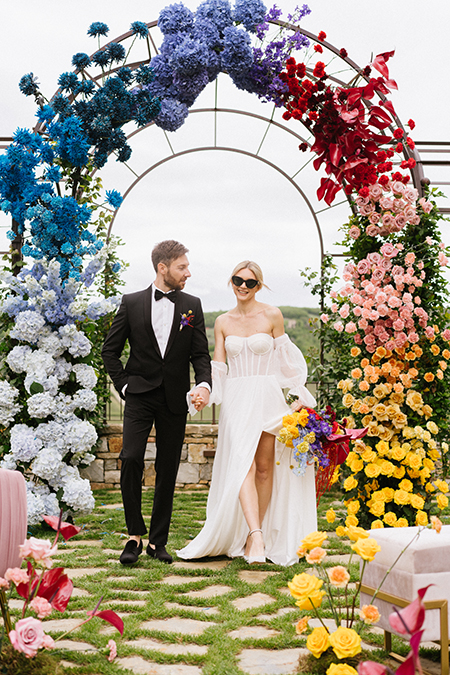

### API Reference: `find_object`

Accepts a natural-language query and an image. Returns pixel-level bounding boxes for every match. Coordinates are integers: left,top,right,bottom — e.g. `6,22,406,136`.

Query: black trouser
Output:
119,387,187,545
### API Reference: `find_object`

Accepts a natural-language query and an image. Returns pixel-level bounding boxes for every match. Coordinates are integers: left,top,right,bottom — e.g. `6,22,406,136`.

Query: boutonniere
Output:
180,310,194,331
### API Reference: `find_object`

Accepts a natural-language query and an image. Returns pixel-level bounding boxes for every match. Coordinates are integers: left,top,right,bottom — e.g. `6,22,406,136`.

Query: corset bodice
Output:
225,333,275,378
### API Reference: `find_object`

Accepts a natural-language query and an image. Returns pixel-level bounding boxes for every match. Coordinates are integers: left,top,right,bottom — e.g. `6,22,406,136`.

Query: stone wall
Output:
80,424,218,490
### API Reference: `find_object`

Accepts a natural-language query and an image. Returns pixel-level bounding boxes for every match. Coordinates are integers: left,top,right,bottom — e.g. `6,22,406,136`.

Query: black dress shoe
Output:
119,539,143,564
146,544,173,564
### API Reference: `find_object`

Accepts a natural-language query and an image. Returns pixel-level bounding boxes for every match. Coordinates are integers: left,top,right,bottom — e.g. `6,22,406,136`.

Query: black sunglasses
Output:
232,275,259,289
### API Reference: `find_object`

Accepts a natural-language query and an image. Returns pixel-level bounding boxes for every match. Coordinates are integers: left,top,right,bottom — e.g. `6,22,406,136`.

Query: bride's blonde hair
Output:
228,261,269,290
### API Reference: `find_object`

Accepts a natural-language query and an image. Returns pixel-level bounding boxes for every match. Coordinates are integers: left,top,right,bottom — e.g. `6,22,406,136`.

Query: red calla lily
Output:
87,608,124,635
389,586,430,635
358,661,387,675
43,515,82,541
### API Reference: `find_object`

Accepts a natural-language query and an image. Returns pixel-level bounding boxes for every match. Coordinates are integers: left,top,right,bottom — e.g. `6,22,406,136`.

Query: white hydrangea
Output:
62,475,95,513
31,447,63,481
65,419,97,455
53,358,72,385
27,392,57,418
67,298,88,317
42,491,60,516
10,424,42,462
59,324,91,357
23,350,56,393
0,381,21,426
72,364,97,390
26,487,46,526
48,462,79,490
38,333,65,357
35,421,67,453
72,389,97,411
10,310,46,344
7,345,32,373
0,454,17,470
23,275,42,295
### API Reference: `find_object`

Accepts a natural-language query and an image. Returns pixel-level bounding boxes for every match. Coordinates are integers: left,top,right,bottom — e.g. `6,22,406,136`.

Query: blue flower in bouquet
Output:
233,0,267,33
221,26,253,75
170,38,210,76
72,52,91,70
130,21,149,38
159,3,194,35
196,0,233,33
105,189,123,209
155,98,189,131
87,21,109,38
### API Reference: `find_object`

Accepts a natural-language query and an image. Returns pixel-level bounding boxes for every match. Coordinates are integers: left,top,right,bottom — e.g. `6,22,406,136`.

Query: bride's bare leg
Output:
239,432,275,558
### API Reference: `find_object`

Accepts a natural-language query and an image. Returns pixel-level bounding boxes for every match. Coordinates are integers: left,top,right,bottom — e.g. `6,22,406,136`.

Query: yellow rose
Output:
373,384,389,399
394,489,410,506
382,487,395,502
282,414,297,427
371,520,384,529
326,508,336,523
392,412,408,429
393,466,406,479
379,461,395,477
406,390,423,411
375,440,390,456
436,479,449,493
398,479,413,492
338,379,354,393
306,626,330,659
373,403,389,421
437,493,449,510
296,589,327,610
383,512,397,527
346,525,369,541
361,448,377,463
365,463,381,478
410,494,425,510
305,547,327,564
327,665,358,675
345,515,359,528
369,500,385,518
347,500,360,515
406,452,422,471
351,347,361,357
349,458,364,473
288,572,323,599
422,405,433,418
426,421,439,435
343,476,358,491
296,408,310,427
329,626,362,659
342,393,356,408
351,537,381,561
336,526,347,537
395,518,409,527
301,531,328,551
391,445,407,461
415,510,428,526
285,424,299,439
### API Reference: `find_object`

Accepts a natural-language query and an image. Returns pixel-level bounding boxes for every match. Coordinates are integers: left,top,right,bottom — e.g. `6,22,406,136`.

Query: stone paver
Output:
237,648,308,674
42,618,84,633
66,567,107,579
125,638,208,655
108,599,147,607
165,602,219,615
229,626,281,640
56,639,97,651
326,554,352,564
108,576,135,583
182,584,233,598
141,617,216,635
71,587,91,597
232,592,276,611
173,560,229,571
117,657,203,674
65,540,103,547
159,575,208,586
100,503,123,509
278,588,291,596
238,570,277,584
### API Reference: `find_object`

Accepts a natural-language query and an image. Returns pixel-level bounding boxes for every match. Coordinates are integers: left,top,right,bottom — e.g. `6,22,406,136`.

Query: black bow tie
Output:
154,289,177,303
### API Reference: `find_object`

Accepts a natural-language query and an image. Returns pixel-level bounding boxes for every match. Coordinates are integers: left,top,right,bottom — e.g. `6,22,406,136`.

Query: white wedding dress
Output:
178,333,318,566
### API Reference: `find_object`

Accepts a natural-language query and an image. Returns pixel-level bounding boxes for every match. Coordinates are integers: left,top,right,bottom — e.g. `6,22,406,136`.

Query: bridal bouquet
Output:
277,406,367,501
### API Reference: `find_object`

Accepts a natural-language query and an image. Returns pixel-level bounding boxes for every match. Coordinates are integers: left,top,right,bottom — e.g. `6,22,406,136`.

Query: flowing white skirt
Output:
177,374,317,566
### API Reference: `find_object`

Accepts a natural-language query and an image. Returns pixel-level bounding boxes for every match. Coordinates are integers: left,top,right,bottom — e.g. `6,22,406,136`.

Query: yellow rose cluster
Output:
339,342,449,528
277,410,309,448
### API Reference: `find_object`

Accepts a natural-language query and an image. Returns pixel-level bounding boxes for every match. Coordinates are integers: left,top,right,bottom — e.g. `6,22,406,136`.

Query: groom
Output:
102,240,211,564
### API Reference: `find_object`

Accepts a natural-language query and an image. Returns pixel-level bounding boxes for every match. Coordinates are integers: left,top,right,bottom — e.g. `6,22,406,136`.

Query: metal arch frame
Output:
105,143,325,260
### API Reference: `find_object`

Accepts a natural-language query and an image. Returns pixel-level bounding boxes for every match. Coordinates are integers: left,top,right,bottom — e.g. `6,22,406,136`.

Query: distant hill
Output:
203,307,320,358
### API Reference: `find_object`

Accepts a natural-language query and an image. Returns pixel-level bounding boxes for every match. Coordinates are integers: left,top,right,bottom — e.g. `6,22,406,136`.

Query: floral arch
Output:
0,0,449,531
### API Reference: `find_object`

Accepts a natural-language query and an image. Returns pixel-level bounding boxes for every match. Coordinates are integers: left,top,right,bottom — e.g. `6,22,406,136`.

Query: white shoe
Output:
244,528,265,564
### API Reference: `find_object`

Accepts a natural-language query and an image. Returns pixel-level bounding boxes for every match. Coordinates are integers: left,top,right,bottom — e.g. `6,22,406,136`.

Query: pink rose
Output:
414,296,421,305
360,203,375,216
345,322,357,333
333,322,344,333
367,252,382,266
381,243,399,259
366,225,380,237
381,213,395,228
369,184,383,200
425,326,435,338
411,215,421,225
394,214,407,230
19,538,57,569
330,290,338,299
344,262,356,276
404,187,418,203
30,596,53,619
42,634,55,650
380,197,394,210
5,568,29,586
349,225,361,240
331,303,338,313
426,236,433,245
354,334,363,344
396,243,404,250
404,205,416,220
408,332,419,343
417,261,424,270
320,314,329,323
402,292,413,303
392,198,406,214
371,268,385,284
356,196,370,207
339,304,350,319
353,306,362,317
419,198,433,213
368,212,381,225
387,296,401,309
361,308,371,320
379,258,392,272
357,260,370,275
377,304,389,317
9,617,45,657
442,329,450,341
438,252,448,266
0,577,9,589
107,639,117,662
391,181,405,195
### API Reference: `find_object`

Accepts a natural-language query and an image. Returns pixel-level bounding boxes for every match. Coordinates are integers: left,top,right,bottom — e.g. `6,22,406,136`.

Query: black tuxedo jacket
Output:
101,285,212,414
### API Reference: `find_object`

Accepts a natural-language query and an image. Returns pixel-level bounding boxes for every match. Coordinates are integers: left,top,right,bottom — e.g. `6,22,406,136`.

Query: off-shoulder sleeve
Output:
209,361,228,406
274,334,316,407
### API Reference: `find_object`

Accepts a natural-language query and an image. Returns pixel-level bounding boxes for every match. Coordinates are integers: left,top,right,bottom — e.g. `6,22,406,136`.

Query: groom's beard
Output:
165,271,188,291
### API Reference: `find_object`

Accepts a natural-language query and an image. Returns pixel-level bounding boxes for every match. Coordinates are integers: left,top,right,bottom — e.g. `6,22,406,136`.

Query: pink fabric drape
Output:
0,469,28,577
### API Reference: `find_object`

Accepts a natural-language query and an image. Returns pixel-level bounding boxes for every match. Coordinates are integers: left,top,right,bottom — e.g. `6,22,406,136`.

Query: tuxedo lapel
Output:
165,292,183,357
145,284,162,358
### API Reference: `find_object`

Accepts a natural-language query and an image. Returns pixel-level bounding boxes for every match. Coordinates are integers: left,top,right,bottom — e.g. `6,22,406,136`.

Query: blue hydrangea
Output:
196,0,233,33
155,98,189,131
193,17,222,49
87,21,109,37
158,3,194,34
174,69,209,105
221,26,253,74
160,32,187,57
130,21,149,38
233,0,266,32
170,38,210,76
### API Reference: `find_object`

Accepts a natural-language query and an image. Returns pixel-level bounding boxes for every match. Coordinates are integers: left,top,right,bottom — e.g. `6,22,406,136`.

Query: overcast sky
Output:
1,0,449,311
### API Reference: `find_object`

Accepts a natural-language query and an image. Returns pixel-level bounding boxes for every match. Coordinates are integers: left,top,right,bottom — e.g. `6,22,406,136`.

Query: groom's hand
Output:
190,386,210,411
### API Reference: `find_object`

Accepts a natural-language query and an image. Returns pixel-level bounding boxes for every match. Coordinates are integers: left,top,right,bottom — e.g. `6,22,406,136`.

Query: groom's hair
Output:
152,240,189,272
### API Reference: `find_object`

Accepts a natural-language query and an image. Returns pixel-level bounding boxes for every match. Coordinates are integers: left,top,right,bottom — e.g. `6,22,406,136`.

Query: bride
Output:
178,261,317,566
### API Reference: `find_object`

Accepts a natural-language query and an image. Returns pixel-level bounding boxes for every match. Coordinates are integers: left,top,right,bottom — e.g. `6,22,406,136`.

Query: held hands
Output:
290,398,303,412
190,386,210,412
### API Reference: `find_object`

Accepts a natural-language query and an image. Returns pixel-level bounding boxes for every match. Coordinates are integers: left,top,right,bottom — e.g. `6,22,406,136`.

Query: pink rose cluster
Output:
350,178,429,240
9,617,54,658
324,243,430,353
